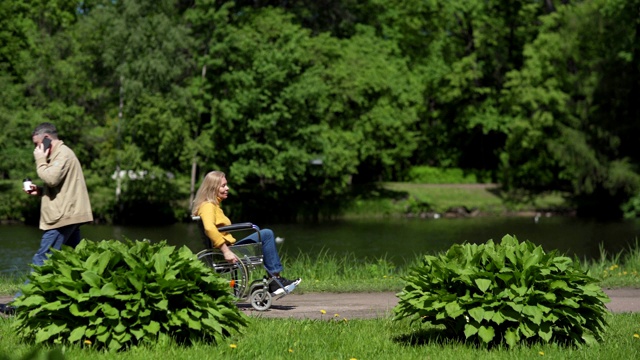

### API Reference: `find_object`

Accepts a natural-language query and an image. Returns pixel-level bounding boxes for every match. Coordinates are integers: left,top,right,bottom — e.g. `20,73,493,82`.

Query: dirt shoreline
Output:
2,288,639,320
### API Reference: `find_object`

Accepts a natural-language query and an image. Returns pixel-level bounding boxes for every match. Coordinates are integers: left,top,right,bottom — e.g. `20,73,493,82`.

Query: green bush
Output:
12,239,249,351
622,192,640,219
405,166,481,184
394,235,610,347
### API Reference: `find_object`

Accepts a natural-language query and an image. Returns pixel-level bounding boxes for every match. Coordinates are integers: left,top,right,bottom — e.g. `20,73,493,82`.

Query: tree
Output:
182,6,421,220
500,0,640,217
70,0,195,223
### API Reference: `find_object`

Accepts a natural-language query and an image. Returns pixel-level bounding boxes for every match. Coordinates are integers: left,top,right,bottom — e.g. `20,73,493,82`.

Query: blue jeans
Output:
15,224,81,299
31,224,81,266
235,228,283,275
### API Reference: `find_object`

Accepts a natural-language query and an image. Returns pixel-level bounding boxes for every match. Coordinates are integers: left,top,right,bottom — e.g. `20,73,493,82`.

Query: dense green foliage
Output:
1,0,639,223
11,239,248,351
394,235,610,347
406,166,486,184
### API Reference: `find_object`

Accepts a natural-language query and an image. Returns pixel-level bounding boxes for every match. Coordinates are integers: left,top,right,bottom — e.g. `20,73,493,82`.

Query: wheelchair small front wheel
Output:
250,288,272,311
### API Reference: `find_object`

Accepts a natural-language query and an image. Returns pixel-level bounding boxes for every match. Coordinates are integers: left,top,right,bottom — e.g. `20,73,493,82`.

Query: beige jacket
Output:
35,141,93,230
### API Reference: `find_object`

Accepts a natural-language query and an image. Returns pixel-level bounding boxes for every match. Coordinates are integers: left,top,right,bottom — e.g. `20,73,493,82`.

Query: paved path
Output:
240,288,640,319
3,288,639,319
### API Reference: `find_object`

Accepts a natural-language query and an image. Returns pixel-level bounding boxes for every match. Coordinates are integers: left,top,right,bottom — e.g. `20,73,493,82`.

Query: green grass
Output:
346,182,570,217
285,250,402,293
0,274,25,297
581,240,640,288
2,244,640,359
1,312,639,359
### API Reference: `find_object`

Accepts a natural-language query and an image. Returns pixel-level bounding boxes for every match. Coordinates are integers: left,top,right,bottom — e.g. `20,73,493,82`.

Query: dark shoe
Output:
268,277,302,295
0,304,16,315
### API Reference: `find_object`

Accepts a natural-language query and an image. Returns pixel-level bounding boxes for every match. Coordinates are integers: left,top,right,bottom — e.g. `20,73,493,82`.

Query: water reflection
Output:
1,217,639,274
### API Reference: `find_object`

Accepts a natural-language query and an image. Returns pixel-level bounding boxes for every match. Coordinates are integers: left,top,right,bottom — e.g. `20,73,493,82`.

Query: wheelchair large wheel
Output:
197,250,249,298
249,286,272,311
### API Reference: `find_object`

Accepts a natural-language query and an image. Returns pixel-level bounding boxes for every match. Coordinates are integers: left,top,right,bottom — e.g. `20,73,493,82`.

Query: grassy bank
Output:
346,183,571,218
1,241,639,296
1,245,639,359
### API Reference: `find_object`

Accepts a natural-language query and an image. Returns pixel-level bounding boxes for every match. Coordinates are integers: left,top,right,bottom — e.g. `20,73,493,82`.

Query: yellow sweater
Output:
197,201,236,248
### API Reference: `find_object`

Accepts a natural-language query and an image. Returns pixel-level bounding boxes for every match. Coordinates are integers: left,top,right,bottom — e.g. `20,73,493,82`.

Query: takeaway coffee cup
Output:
23,178,32,191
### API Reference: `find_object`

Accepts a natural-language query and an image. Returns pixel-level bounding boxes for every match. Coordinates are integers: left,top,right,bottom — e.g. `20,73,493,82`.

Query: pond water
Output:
1,216,639,274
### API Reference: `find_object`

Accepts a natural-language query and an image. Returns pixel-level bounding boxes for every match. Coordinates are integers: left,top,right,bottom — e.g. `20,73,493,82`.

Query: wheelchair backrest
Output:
191,216,215,250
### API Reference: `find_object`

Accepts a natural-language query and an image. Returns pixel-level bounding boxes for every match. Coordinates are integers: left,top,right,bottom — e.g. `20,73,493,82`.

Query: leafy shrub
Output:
622,192,640,219
404,196,432,215
394,235,610,347
406,166,481,184
12,239,249,351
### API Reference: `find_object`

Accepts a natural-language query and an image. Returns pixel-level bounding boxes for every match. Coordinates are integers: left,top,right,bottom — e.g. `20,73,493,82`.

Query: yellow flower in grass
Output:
84,339,92,345
334,313,340,317
289,348,294,353
320,309,326,314
539,351,545,356
633,333,639,339
230,344,237,349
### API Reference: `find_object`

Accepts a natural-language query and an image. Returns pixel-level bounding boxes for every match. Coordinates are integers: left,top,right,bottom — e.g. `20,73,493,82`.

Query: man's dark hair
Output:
32,122,59,138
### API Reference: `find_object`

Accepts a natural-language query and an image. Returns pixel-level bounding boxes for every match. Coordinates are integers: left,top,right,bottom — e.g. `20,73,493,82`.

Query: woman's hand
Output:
220,244,237,264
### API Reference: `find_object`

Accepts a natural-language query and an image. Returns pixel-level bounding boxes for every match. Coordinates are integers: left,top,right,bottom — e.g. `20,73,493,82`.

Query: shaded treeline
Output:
0,0,639,224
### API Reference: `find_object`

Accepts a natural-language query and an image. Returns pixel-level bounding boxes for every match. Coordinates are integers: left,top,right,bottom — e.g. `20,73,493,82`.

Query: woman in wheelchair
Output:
192,170,301,295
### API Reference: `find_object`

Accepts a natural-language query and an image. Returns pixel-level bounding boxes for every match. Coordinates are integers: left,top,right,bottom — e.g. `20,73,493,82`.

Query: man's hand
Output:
33,143,49,161
24,183,39,196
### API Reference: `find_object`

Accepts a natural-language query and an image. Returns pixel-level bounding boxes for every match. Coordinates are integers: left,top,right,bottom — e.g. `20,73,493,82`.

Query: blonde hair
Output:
191,171,226,215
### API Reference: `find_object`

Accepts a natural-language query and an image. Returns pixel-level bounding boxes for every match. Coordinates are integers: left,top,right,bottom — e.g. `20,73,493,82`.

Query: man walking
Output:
0,122,93,315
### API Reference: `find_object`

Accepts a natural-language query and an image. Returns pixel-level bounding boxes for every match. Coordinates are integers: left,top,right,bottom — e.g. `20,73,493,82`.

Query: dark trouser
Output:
14,224,82,299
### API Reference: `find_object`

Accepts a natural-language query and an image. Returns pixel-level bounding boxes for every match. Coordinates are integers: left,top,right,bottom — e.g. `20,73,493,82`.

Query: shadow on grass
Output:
394,328,578,350
393,328,464,347
351,183,410,201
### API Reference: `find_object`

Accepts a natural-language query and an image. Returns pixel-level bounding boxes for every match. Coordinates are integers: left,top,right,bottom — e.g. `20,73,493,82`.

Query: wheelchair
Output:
192,216,294,311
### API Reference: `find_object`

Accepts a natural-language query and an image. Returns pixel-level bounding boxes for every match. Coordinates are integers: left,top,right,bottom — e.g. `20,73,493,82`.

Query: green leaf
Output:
143,320,161,335
35,323,67,344
549,280,569,290
100,303,120,319
81,271,102,288
130,327,146,340
464,323,479,338
474,278,491,293
445,302,464,318
468,307,485,323
68,326,87,342
504,328,519,348
538,322,552,342
69,303,99,317
100,282,119,297
156,299,169,310
477,325,495,344
128,276,143,292
95,251,112,275
559,298,580,308
18,295,46,307
522,305,542,325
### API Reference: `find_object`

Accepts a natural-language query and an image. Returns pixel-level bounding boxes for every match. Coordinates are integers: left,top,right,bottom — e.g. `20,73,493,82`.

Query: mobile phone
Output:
42,137,52,151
